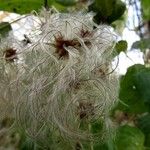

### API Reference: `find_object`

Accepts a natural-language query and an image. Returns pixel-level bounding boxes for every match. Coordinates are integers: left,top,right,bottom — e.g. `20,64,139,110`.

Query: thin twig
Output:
0,14,31,31
44,0,49,10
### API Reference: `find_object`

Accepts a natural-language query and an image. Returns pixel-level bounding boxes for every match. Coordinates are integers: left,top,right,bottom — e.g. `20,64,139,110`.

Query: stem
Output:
8,15,30,26
44,0,49,10
88,124,93,150
0,15,29,32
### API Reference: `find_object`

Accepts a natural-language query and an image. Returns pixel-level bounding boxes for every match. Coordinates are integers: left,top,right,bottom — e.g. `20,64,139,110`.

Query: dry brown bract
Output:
4,48,17,62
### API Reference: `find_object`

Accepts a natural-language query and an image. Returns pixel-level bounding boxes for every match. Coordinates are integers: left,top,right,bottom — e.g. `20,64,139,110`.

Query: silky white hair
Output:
0,9,119,148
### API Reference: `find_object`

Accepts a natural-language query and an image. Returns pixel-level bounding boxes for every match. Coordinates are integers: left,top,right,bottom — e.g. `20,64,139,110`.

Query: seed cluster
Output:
0,9,119,148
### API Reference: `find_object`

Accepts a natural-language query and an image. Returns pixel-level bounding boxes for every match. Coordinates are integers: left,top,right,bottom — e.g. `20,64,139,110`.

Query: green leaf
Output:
111,14,127,35
94,0,115,17
135,69,150,105
119,64,150,113
114,125,145,150
0,22,12,37
132,38,150,51
137,113,150,147
107,0,126,24
113,40,127,57
0,0,54,14
55,0,76,6
141,0,150,20
137,114,150,134
89,0,126,24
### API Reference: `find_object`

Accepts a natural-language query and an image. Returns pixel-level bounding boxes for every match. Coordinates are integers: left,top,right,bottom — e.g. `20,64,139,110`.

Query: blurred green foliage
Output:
112,62,150,150
137,113,150,147
0,0,48,14
114,125,145,150
88,0,126,24
132,38,150,51
55,0,76,6
141,0,150,21
0,0,77,14
119,64,150,113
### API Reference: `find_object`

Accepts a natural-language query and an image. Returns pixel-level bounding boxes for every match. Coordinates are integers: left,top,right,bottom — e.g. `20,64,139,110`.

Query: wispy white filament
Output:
0,9,119,148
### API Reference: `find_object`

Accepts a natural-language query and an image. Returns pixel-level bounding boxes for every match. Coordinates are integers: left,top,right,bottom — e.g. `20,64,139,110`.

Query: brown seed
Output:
75,142,82,150
80,29,91,38
77,102,95,120
4,48,17,62
54,35,80,58
80,29,92,47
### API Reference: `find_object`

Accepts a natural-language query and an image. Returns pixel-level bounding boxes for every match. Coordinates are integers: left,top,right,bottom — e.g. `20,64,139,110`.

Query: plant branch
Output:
44,0,49,10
